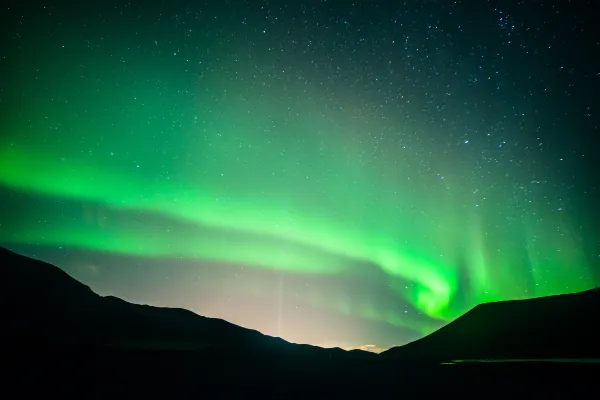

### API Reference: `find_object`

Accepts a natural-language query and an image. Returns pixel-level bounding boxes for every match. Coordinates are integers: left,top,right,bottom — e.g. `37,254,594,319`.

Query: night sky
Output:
1,0,598,351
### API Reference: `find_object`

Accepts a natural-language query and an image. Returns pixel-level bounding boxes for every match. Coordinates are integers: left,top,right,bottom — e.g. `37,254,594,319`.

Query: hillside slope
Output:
382,288,600,361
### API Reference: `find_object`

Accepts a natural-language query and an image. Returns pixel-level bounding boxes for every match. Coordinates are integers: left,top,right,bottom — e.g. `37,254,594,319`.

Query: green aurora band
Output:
0,143,457,321
0,43,595,334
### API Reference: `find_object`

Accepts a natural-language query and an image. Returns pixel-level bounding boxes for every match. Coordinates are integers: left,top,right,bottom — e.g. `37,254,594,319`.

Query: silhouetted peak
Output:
1,246,96,302
382,287,600,361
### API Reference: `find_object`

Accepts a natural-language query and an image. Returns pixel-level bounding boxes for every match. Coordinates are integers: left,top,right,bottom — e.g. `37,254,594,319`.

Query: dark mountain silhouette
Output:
0,246,374,360
382,288,600,361
2,246,599,397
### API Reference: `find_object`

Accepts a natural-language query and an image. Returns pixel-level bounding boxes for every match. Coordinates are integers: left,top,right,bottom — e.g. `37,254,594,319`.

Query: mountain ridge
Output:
382,286,600,361
0,246,378,360
2,245,599,363
2,246,600,395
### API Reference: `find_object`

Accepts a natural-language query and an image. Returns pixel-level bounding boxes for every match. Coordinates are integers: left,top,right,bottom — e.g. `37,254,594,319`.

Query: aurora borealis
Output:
1,1,598,350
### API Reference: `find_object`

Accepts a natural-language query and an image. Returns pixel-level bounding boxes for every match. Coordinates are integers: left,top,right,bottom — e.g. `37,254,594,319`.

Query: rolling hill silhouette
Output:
1,246,599,396
382,287,600,361
0,246,372,360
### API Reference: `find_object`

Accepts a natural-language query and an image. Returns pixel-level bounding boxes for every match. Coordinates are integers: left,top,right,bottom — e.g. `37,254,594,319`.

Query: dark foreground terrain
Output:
2,247,599,397
6,347,600,397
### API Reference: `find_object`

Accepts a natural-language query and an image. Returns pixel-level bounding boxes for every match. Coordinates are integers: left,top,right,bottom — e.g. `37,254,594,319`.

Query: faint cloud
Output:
344,344,388,354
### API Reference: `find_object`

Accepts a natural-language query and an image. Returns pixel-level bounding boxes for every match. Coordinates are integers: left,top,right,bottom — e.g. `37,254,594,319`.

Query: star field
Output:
0,0,598,350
